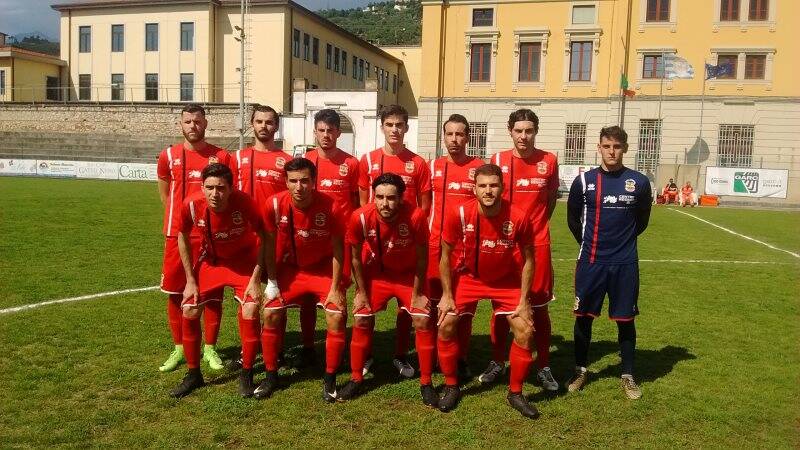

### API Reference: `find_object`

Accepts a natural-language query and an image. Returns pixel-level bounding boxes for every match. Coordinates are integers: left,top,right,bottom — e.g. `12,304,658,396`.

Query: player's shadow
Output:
584,341,696,383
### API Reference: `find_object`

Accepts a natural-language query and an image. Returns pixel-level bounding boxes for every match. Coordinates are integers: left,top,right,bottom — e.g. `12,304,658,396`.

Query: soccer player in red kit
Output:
157,104,232,373
256,158,348,402
485,109,559,392
170,163,266,398
295,108,360,367
357,104,431,378
337,173,438,407
437,164,540,418
427,114,484,381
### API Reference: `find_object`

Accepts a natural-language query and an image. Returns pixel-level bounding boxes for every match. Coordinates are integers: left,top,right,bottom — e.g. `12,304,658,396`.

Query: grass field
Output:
1,177,798,448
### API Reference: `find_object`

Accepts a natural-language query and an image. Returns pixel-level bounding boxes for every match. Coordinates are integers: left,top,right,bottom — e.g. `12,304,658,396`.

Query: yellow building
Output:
418,0,799,203
0,32,67,102
52,0,407,112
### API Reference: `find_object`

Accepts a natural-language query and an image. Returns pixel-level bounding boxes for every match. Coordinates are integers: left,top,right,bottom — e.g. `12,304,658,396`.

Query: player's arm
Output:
437,240,455,326
566,177,584,244
417,162,432,214
358,188,369,206
350,191,360,210
546,161,559,219
418,191,432,214
510,244,534,327
245,229,267,303
411,243,429,310
350,242,371,314
177,230,198,302
158,179,169,207
326,236,346,310
635,181,653,235
263,230,280,301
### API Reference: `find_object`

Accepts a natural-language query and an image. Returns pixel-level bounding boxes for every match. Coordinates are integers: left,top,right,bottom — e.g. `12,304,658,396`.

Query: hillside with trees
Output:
318,0,421,46
8,35,60,56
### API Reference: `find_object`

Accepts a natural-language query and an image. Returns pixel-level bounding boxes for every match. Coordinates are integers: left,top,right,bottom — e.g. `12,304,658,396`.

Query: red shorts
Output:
453,273,522,317
426,245,443,300
263,265,343,314
181,255,258,308
529,244,555,307
160,236,201,295
354,273,430,318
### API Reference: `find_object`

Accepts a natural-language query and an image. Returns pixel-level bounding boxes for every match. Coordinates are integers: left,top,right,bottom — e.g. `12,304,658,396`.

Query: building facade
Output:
418,0,799,204
0,32,67,103
53,0,408,112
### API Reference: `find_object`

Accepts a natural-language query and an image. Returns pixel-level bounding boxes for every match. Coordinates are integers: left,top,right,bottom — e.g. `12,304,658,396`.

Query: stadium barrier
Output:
0,159,157,181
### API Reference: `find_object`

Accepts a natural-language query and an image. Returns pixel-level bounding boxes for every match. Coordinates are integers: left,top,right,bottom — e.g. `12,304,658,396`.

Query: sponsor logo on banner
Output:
75,161,119,180
0,159,37,175
119,163,158,181
559,164,596,192
734,172,759,194
37,160,77,177
705,167,788,199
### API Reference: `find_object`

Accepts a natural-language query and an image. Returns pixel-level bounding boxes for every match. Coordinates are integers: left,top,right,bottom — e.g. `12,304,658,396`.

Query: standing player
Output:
437,164,539,418
566,126,652,400
257,158,348,402
358,104,432,378
484,109,559,392
427,114,483,380
170,163,265,398
297,109,361,366
337,174,437,407
157,104,232,373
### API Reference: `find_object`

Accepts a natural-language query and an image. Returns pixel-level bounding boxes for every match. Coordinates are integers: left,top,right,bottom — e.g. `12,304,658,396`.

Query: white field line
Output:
0,286,159,316
553,258,790,264
670,208,800,259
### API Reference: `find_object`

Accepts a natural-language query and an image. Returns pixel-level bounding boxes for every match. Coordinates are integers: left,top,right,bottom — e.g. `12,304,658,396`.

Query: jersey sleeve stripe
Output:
236,150,243,191
272,197,280,228
166,146,176,236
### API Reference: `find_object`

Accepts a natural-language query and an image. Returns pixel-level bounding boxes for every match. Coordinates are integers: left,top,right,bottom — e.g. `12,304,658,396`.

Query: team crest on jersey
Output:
625,179,636,192
232,211,243,225
537,161,548,175
315,213,327,227
468,168,476,180
502,221,514,236
339,164,349,176
209,156,219,164
404,161,415,174
276,157,286,169
398,223,410,237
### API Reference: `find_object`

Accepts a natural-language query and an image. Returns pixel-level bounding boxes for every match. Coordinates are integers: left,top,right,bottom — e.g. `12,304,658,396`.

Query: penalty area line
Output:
0,286,159,316
669,208,800,259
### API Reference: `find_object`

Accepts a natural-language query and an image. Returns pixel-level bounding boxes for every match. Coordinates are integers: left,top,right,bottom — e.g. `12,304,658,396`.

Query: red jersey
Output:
681,185,694,196
157,143,232,237
264,191,345,269
231,147,292,206
441,198,532,283
358,147,431,206
493,149,558,246
347,202,428,276
428,156,484,246
179,190,263,262
304,148,360,217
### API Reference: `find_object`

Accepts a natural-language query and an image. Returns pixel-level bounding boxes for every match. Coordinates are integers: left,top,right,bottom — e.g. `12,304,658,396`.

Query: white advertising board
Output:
0,159,158,182
74,161,121,180
558,164,596,192
0,159,38,176
36,160,77,177
705,167,789,198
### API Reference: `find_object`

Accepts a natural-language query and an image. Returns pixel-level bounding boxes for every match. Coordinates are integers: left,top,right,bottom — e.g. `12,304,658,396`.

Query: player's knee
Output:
353,316,373,329
437,315,457,340
183,306,201,320
513,324,534,347
262,309,284,328
241,302,259,320
325,311,345,332
411,314,431,331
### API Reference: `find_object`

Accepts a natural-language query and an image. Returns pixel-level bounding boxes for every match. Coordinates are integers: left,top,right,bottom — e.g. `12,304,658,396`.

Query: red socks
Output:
300,301,317,348
416,329,435,385
203,301,222,346
167,294,183,344
491,314,510,363
437,338,459,386
509,341,534,394
456,316,473,360
533,308,552,368
237,309,261,370
349,326,374,382
394,312,412,357
261,325,285,372
181,316,202,369
325,330,346,375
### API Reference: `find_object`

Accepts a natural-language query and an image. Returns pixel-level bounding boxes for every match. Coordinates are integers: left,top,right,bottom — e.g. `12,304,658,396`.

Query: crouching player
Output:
170,163,265,398
257,157,348,402
436,164,540,418
338,173,438,407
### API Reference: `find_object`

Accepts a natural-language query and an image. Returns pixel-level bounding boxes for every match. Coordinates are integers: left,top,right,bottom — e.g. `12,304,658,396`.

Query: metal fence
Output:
0,83,246,105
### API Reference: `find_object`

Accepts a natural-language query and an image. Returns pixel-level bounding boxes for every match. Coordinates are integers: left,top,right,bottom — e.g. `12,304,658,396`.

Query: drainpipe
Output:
434,2,448,158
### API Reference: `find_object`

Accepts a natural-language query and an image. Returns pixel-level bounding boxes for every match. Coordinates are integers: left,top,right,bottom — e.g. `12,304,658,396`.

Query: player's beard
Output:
255,130,275,144
183,129,206,144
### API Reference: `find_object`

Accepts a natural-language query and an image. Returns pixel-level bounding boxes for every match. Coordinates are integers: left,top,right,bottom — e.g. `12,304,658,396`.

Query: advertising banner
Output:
117,163,158,181
0,159,38,176
74,161,120,180
705,167,789,198
558,164,596,192
36,160,77,177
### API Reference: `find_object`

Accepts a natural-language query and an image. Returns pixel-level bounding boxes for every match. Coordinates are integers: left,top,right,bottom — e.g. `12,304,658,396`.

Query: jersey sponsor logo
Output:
275,157,286,169
214,231,229,239
516,178,531,187
537,161,548,175
618,194,635,203
624,179,636,192
232,211,243,225
339,164,349,177
481,239,515,249
208,156,219,164
315,212,327,227
603,195,618,204
502,221,514,236
398,223,410,237
587,183,596,191
468,168,476,180
404,161,415,174
401,175,413,185
482,239,497,249
447,182,461,190
189,170,202,179
320,179,334,187
297,229,310,238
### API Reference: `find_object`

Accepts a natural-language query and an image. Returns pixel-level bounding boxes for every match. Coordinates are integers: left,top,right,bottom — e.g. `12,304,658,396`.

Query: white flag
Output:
665,55,695,79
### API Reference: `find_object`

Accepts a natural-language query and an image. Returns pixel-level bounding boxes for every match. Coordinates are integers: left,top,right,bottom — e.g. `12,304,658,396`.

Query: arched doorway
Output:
337,113,355,154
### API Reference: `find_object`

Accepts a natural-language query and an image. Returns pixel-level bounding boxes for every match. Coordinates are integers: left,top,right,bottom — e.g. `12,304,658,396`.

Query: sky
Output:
0,0,372,39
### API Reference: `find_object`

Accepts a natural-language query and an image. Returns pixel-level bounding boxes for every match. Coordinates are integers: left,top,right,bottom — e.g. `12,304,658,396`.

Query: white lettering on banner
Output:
559,164,596,192
0,159,159,182
75,161,119,180
118,163,158,181
36,160,77,177
704,167,789,199
0,159,38,175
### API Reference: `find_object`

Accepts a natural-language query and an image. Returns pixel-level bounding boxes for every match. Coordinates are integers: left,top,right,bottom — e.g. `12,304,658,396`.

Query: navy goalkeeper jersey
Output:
567,166,652,264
